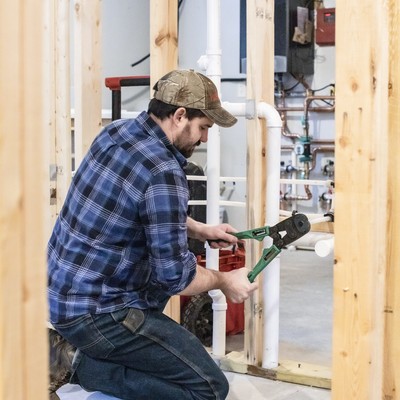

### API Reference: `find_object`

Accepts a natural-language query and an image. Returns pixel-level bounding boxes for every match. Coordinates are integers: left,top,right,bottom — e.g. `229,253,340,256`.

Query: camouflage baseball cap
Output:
152,69,237,128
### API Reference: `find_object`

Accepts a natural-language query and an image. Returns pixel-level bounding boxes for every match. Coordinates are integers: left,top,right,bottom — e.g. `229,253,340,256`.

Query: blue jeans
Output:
53,308,229,400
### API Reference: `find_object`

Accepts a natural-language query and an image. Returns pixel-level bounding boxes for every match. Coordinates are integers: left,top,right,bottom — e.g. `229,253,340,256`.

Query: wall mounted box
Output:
316,8,335,46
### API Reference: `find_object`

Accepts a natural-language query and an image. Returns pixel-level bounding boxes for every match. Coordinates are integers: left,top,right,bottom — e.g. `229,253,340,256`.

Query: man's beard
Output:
176,140,201,158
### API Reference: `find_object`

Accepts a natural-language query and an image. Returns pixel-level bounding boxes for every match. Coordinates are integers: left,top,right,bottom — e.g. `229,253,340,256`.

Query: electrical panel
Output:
316,8,335,46
240,0,314,75
274,0,315,75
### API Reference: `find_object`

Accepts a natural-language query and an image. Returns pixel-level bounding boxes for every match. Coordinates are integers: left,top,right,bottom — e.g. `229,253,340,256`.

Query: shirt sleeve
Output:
139,167,197,295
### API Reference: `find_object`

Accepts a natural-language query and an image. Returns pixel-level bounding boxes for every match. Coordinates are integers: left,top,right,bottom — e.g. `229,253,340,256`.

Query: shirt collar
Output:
137,111,188,168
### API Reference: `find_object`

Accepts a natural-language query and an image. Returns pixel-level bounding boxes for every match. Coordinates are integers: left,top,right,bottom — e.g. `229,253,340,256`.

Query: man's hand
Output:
219,267,258,303
179,264,258,303
187,217,239,248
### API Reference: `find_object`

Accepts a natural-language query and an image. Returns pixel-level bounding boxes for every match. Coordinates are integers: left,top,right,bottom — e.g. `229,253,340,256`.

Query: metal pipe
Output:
309,145,335,172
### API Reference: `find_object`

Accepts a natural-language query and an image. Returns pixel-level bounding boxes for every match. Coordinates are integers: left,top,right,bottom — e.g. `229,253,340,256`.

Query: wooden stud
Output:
149,0,180,322
150,0,179,87
332,1,400,399
55,0,72,215
384,1,400,396
0,0,49,398
244,0,275,366
73,0,102,168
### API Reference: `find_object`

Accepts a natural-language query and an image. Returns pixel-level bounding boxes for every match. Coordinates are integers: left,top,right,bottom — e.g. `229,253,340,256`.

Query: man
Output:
48,69,258,400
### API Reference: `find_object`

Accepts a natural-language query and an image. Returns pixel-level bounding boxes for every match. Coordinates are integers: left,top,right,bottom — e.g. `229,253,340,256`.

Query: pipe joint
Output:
206,49,222,56
246,99,256,119
257,102,283,128
197,55,209,71
209,289,227,311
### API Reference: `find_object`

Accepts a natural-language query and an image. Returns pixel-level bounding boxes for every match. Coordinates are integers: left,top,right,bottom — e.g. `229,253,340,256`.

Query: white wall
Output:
99,0,336,230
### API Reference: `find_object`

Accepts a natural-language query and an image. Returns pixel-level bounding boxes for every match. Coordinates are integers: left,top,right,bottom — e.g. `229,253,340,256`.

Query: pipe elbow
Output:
209,289,228,311
257,102,283,129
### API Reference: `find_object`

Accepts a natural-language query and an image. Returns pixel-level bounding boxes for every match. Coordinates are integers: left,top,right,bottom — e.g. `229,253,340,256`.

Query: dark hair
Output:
147,98,206,121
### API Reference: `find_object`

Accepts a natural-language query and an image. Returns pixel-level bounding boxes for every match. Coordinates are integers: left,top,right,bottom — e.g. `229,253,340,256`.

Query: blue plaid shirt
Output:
48,111,197,323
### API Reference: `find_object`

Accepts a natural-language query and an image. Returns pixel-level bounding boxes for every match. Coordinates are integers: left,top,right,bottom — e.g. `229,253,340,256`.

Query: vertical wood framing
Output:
150,0,180,322
149,0,178,88
332,0,400,399
385,1,400,396
73,0,102,168
55,0,72,215
0,0,49,398
244,0,275,366
49,0,72,229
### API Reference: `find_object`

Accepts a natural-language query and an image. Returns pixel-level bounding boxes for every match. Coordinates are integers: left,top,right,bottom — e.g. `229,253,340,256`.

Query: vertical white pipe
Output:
257,102,283,369
203,0,227,358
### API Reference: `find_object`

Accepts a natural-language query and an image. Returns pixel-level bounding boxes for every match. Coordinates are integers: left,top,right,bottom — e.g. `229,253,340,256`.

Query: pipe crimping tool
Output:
232,212,311,282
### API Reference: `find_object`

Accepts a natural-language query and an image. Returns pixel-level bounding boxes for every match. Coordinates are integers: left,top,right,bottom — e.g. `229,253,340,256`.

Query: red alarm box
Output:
316,8,335,46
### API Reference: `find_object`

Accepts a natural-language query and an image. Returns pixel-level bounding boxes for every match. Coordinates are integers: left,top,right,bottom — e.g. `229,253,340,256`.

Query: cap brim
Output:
203,107,237,128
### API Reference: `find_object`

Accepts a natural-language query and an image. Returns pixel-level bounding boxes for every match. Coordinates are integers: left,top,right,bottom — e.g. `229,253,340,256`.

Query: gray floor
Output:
57,248,333,399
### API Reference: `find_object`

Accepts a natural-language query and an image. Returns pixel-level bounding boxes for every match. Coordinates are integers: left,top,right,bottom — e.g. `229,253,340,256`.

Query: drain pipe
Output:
201,0,283,363
257,102,283,369
198,0,227,358
221,100,283,368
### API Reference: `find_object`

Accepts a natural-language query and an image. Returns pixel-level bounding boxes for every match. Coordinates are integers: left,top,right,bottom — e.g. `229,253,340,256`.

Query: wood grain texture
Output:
244,0,275,366
73,0,102,168
0,0,49,398
150,0,180,322
332,1,400,399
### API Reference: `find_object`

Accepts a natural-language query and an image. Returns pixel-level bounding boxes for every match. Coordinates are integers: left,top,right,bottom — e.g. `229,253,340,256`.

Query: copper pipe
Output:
303,95,336,138
283,185,312,201
309,146,335,172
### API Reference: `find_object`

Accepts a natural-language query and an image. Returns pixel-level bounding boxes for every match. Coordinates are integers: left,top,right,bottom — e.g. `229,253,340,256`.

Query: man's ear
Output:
174,107,187,124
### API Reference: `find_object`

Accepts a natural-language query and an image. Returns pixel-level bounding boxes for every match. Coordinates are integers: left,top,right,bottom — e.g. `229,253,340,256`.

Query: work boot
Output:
48,329,76,399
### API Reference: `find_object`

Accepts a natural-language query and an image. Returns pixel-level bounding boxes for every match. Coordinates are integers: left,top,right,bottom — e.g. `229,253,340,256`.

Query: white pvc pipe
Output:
202,0,227,358
280,178,333,187
221,100,283,367
186,175,246,182
188,200,246,207
309,215,333,225
222,101,246,117
257,102,283,369
315,237,335,258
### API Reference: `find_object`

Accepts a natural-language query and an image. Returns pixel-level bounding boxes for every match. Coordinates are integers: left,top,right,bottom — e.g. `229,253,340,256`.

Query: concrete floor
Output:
57,248,334,400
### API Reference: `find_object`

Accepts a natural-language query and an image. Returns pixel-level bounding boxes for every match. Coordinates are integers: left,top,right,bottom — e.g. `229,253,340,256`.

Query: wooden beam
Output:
150,0,180,322
244,0,275,366
384,1,400,395
332,1,400,399
0,0,49,398
55,0,72,215
150,0,178,87
73,0,102,168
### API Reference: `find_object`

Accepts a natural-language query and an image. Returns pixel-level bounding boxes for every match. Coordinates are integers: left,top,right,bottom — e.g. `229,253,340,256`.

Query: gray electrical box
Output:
240,0,314,75
274,0,314,75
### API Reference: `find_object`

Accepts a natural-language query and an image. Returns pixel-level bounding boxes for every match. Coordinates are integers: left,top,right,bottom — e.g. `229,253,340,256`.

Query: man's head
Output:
151,69,237,128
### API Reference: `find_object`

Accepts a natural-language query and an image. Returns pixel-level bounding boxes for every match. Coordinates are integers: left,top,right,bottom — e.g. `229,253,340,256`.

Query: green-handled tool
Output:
232,212,310,282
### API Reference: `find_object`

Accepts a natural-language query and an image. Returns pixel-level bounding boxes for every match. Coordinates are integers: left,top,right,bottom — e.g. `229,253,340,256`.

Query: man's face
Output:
174,116,213,158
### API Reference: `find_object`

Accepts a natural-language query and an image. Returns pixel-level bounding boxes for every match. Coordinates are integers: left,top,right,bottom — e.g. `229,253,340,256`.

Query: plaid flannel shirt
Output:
48,111,197,323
